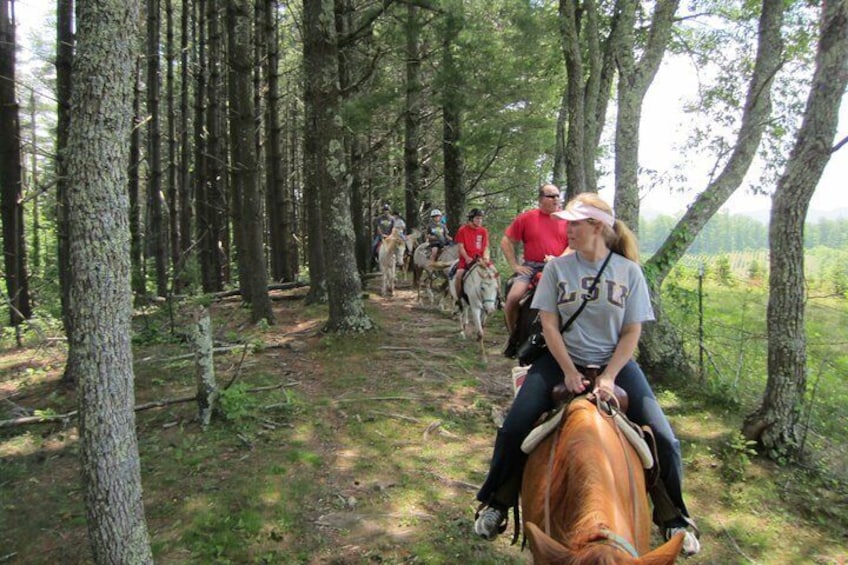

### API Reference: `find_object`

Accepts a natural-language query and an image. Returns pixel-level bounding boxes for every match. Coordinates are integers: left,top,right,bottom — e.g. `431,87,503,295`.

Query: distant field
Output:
676,249,842,285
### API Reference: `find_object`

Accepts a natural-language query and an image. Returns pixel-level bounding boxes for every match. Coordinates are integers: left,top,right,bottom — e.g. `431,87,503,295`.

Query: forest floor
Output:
1,273,846,564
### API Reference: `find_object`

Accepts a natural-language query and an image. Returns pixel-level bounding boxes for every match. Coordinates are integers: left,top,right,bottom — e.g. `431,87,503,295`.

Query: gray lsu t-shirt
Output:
531,251,655,367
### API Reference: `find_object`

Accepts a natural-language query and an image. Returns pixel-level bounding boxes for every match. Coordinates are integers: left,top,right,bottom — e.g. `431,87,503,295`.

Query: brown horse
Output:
521,397,684,564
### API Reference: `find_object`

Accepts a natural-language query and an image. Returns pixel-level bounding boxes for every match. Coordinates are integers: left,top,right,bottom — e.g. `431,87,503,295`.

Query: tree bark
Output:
177,0,193,292
744,0,848,459
302,0,372,332
56,0,75,385
613,0,679,230
0,0,33,327
264,0,290,282
147,0,169,297
227,0,275,324
555,0,618,199
66,0,153,561
441,5,465,237
129,56,146,296
166,0,181,292
404,4,423,231
190,307,218,428
201,0,227,292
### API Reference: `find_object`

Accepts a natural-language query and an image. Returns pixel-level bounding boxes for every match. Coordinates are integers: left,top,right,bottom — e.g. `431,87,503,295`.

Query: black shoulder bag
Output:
516,252,613,366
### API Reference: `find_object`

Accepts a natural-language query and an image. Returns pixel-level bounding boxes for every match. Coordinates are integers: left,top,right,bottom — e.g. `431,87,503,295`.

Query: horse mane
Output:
523,399,683,563
548,399,639,554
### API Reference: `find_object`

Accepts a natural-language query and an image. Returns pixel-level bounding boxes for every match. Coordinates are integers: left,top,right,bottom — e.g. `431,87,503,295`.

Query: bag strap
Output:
560,251,613,333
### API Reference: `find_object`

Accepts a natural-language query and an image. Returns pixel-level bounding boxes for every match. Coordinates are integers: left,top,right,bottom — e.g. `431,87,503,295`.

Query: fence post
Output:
698,263,705,381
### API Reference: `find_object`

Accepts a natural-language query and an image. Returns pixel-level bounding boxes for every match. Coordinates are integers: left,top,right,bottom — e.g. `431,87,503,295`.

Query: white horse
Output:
378,228,405,296
412,242,459,307
449,260,501,357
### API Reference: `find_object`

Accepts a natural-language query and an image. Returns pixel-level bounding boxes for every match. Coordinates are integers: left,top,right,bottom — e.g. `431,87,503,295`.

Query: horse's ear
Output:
524,521,574,563
633,532,684,565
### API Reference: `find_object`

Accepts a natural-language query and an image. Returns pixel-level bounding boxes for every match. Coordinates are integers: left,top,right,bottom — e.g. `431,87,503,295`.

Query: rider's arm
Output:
458,243,471,263
500,235,519,270
594,323,641,397
501,235,531,276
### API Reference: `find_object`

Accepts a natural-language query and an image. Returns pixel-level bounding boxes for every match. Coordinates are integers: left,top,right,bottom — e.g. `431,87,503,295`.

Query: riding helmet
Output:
430,209,442,217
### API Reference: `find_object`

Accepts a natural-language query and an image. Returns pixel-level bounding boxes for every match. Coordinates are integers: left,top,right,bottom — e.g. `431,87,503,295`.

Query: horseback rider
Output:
426,208,451,264
372,203,395,259
453,208,489,308
501,184,569,355
474,193,700,556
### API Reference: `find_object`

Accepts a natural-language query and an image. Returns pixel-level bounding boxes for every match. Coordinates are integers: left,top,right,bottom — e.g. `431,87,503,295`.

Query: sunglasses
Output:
541,194,560,199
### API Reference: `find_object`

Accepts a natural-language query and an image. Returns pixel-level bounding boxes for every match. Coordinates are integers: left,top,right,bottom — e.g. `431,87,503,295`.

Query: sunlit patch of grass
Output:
181,506,264,563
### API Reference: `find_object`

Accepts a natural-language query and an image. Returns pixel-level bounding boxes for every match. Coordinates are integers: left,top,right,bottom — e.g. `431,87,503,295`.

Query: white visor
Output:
553,201,615,227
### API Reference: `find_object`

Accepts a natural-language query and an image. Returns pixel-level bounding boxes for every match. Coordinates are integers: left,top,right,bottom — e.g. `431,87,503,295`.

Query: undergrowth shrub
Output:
719,431,758,482
217,383,257,423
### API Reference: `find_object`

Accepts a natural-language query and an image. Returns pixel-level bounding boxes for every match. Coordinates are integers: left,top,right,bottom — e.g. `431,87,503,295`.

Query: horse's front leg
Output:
456,301,469,338
472,306,484,342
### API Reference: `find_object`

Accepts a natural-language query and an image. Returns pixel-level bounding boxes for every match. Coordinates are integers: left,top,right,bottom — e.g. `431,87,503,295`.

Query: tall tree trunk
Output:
201,0,226,292
56,0,75,385
0,0,33,327
335,0,368,274
613,0,679,229
404,3,422,230
556,0,618,199
350,137,368,274
194,0,211,290
744,0,848,459
227,0,274,324
302,0,371,331
28,91,41,275
264,0,288,282
557,0,586,196
147,0,169,297
441,5,465,237
302,5,326,306
177,0,193,291
66,0,153,561
129,56,146,296
285,103,300,278
640,0,784,383
166,0,181,291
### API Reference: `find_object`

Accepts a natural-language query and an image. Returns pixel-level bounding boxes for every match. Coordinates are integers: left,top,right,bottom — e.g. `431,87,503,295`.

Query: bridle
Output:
595,528,640,557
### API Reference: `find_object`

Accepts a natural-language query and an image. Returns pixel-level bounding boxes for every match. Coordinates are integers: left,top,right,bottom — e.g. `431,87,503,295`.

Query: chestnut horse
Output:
521,397,684,564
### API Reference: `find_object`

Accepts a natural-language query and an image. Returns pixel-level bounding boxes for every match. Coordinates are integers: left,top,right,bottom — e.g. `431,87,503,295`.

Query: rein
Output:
597,395,644,554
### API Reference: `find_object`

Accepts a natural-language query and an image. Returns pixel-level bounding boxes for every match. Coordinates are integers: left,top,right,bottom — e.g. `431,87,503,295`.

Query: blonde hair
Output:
570,192,639,262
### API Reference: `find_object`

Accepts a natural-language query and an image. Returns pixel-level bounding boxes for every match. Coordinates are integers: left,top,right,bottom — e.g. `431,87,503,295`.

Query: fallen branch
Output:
136,344,253,364
212,281,308,300
369,410,420,423
0,394,200,428
334,396,418,404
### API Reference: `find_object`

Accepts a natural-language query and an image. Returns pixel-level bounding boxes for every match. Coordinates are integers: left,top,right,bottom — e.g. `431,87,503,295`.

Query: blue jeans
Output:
476,353,690,523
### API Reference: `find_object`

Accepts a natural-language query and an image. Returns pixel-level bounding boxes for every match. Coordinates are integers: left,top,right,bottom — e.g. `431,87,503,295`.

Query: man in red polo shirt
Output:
500,184,569,337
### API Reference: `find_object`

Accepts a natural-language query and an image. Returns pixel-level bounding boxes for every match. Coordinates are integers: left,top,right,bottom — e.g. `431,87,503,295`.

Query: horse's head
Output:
524,520,684,564
474,262,500,315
